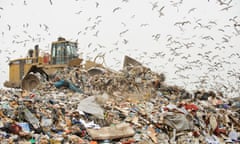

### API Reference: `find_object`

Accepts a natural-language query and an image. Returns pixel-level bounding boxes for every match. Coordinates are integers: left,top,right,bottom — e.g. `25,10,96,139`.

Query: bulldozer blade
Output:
123,55,142,68
68,58,83,67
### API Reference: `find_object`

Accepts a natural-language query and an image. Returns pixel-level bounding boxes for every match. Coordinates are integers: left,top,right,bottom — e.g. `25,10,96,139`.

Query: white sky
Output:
0,0,240,97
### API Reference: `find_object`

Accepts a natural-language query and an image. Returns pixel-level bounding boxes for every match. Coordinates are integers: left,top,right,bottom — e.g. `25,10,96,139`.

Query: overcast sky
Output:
0,0,239,97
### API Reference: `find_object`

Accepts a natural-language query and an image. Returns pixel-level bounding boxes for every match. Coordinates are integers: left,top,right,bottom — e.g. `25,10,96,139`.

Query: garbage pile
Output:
0,61,240,143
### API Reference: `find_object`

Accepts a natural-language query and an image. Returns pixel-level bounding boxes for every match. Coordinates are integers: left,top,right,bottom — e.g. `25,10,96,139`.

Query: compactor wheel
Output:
21,73,40,91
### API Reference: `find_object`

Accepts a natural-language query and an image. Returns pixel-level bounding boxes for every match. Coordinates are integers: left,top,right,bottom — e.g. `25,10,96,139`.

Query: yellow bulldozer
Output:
4,37,105,91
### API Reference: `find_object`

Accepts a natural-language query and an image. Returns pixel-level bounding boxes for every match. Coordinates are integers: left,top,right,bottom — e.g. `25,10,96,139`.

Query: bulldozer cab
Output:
51,37,79,64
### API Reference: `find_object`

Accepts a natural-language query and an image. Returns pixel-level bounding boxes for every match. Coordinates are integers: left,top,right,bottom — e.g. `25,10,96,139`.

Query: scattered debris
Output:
0,56,239,143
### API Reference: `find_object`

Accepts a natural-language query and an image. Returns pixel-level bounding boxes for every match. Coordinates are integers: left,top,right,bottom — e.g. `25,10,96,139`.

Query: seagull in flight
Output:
113,7,121,13
75,11,82,14
49,0,53,5
119,29,128,37
150,2,158,10
158,6,165,17
174,21,191,26
95,2,99,8
188,8,196,14
7,24,11,31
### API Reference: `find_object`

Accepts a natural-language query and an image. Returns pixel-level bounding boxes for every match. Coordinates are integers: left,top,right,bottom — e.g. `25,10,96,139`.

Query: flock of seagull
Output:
0,0,239,97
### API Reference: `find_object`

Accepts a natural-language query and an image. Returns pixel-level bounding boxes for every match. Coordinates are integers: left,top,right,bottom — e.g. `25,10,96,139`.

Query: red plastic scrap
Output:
10,123,22,134
183,103,199,111
121,139,135,144
214,126,227,136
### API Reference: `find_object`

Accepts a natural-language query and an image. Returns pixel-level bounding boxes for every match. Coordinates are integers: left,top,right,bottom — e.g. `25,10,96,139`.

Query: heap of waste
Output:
0,56,239,144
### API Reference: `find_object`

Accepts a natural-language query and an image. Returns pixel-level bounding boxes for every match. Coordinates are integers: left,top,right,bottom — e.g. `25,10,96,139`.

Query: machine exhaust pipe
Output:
34,45,39,63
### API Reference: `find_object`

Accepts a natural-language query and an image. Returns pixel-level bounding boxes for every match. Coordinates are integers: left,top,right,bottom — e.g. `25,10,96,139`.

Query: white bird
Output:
140,23,149,27
158,6,165,17
217,0,232,5
88,43,92,48
75,11,82,14
208,21,217,25
201,36,214,40
113,7,121,13
152,34,161,41
188,8,196,14
229,16,238,23
95,2,99,8
222,37,229,43
49,0,53,5
93,30,99,37
119,29,128,37
121,22,126,27
218,28,225,32
150,2,158,10
97,44,105,48
123,39,128,44
7,24,11,31
220,5,233,11
174,21,191,26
